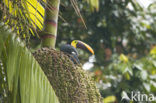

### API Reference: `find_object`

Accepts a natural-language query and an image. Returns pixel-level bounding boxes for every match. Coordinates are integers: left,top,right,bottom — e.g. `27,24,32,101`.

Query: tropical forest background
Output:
0,0,156,103
58,0,156,102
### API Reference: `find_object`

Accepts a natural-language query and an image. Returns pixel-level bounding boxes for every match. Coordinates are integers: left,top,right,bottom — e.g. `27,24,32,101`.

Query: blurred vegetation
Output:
0,0,156,102
56,0,156,102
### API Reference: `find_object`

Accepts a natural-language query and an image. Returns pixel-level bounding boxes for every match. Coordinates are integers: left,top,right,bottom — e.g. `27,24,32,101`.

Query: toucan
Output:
60,40,94,64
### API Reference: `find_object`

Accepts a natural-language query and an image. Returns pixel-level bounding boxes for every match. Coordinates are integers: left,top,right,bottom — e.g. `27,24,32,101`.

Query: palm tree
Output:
0,0,101,103
0,24,59,103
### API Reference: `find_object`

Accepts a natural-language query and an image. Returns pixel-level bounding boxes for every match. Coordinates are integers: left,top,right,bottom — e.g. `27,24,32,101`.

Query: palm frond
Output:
1,0,99,38
1,0,45,37
70,0,87,28
0,23,59,103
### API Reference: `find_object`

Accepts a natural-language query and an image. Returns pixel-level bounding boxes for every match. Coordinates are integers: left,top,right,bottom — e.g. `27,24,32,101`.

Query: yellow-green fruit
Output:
33,48,102,103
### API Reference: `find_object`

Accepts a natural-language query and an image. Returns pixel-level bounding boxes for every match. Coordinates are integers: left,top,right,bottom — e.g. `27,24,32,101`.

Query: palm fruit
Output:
33,48,102,103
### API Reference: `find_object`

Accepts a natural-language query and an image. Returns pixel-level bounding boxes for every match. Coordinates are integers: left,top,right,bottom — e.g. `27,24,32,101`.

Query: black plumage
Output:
60,44,80,64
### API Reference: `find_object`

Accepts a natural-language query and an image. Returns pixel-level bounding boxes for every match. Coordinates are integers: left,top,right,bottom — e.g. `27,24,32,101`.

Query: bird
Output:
60,40,94,64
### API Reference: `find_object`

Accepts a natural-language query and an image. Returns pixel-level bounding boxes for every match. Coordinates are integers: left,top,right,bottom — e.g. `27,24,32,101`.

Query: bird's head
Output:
71,40,94,55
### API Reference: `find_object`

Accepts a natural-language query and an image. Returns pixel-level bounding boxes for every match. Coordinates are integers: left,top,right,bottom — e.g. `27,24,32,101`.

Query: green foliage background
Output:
0,0,156,102
56,0,156,102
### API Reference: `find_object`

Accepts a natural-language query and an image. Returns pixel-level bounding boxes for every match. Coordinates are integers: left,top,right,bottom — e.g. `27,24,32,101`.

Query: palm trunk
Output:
41,0,60,48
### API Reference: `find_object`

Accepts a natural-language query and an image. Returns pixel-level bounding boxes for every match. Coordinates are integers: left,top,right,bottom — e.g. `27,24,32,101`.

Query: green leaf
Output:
150,46,156,55
134,63,143,70
143,83,150,92
103,95,116,103
87,0,99,12
0,24,59,103
119,54,129,63
140,70,148,80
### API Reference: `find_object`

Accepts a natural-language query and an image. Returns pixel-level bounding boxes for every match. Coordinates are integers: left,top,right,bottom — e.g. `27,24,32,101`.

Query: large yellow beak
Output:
71,40,94,55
